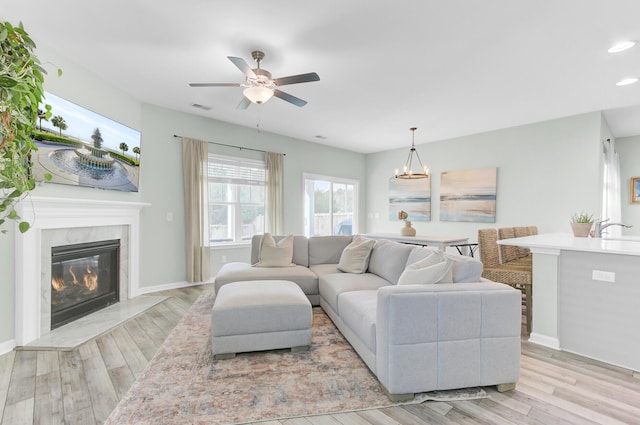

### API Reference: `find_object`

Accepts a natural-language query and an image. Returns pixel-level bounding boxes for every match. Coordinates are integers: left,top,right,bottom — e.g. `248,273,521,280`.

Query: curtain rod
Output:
173,134,285,156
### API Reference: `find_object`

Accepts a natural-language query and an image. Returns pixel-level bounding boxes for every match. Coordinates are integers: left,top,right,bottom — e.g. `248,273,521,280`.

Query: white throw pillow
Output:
337,236,376,274
407,251,445,269
253,233,295,267
397,252,454,285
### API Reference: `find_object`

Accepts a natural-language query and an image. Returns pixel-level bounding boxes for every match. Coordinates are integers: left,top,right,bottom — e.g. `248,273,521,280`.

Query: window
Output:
303,174,358,237
208,154,265,244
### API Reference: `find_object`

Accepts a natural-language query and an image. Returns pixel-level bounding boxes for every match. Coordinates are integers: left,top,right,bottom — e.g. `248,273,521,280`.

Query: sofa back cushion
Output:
308,235,353,265
406,247,483,283
367,239,415,284
251,235,309,267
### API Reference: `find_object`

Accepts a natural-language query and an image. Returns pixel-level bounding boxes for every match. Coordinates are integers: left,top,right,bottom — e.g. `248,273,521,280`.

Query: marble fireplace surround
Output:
15,196,149,346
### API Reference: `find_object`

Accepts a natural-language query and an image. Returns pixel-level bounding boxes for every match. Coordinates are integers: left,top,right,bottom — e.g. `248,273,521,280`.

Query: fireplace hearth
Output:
51,239,120,329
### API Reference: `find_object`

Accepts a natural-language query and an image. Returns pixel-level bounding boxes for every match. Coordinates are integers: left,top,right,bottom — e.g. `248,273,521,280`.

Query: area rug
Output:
105,292,486,425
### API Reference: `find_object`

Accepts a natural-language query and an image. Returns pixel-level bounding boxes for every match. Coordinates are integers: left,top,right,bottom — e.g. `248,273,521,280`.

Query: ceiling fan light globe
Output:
243,86,274,104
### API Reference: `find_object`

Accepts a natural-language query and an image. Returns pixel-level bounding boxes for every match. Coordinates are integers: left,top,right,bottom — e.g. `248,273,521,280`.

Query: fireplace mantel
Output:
15,196,149,346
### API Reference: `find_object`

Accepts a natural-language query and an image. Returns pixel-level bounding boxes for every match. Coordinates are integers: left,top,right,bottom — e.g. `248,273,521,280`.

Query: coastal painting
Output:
389,177,431,222
31,92,141,192
440,167,497,222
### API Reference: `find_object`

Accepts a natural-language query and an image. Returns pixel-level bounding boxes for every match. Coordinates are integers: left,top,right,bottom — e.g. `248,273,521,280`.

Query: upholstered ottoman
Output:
211,280,312,359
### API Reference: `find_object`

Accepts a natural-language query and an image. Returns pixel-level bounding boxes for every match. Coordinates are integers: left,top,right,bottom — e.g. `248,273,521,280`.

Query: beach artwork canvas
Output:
440,167,497,222
389,177,431,222
31,92,141,192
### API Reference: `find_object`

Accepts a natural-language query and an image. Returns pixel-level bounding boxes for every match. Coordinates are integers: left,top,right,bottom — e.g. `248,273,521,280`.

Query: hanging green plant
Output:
0,21,57,233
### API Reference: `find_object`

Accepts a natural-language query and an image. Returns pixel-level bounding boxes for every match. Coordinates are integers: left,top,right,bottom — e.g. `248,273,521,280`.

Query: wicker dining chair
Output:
478,228,533,333
499,226,535,267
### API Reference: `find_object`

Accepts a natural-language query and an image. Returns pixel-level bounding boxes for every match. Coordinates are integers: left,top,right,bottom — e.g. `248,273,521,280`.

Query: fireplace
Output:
14,196,147,346
51,239,120,329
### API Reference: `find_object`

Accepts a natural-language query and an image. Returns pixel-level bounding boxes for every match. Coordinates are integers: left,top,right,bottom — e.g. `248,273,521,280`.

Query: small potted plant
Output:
570,212,594,237
398,210,416,236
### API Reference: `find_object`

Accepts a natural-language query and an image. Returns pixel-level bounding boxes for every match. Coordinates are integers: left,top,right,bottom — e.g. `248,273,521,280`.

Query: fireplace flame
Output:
51,276,65,291
68,265,79,285
83,266,98,291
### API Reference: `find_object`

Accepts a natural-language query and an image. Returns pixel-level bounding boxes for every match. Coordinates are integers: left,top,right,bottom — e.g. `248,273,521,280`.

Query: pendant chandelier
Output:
394,127,429,179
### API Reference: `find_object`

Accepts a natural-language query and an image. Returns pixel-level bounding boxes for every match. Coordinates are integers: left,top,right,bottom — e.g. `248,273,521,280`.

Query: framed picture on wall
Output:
389,176,431,222
631,177,640,204
440,167,497,222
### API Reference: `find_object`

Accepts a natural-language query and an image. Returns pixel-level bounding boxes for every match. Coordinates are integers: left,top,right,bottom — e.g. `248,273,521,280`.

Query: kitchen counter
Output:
498,233,640,372
498,232,640,256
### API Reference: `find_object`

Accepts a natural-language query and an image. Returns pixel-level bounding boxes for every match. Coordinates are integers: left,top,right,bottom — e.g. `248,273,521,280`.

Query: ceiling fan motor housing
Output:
253,68,272,82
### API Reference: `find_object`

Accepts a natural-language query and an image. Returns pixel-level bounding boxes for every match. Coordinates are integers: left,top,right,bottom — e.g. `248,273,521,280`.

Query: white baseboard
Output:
528,332,560,350
133,279,214,297
0,339,16,356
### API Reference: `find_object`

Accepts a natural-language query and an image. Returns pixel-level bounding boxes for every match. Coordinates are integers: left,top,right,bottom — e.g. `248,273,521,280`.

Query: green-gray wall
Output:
365,112,605,247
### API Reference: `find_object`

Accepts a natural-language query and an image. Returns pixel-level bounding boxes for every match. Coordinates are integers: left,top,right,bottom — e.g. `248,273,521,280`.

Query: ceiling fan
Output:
189,50,320,109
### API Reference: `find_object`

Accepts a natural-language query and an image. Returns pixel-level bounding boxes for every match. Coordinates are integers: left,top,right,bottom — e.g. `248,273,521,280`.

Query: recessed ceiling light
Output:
616,77,639,86
608,40,637,53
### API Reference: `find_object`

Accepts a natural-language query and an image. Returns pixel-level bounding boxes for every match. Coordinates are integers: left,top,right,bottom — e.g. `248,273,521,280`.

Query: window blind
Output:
208,154,265,186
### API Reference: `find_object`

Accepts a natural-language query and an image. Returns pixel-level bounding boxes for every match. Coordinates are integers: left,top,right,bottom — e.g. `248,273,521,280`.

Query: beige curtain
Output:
265,152,284,234
182,138,211,283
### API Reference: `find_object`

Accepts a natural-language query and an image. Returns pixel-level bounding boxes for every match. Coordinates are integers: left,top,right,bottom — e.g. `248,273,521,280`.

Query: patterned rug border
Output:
106,291,487,425
243,388,488,425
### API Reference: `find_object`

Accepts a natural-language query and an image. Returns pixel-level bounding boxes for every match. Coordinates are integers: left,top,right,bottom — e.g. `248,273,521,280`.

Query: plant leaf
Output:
0,75,19,88
18,221,30,233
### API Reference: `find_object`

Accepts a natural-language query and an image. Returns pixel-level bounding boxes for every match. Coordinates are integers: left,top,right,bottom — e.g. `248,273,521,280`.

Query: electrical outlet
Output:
166,212,173,222
592,270,615,282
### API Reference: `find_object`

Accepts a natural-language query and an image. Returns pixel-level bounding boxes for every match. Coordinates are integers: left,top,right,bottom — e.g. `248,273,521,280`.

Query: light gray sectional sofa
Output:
214,235,521,400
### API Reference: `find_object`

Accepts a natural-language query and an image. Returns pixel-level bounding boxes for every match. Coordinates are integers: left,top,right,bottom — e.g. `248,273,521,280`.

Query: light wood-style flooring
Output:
1,284,639,425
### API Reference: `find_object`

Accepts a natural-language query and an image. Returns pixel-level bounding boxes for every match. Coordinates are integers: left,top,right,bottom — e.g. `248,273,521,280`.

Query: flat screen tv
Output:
32,92,141,192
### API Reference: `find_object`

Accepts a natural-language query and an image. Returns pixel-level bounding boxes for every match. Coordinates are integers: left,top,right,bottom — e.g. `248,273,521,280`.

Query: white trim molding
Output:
0,339,16,356
134,279,212,296
528,333,560,350
14,196,149,346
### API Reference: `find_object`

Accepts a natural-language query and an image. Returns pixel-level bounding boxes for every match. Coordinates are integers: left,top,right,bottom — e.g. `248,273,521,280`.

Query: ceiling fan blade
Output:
236,97,251,110
273,89,307,107
273,72,320,86
228,56,257,79
189,83,241,87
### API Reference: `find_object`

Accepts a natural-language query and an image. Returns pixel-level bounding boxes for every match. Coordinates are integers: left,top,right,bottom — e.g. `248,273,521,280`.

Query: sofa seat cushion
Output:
338,290,378,353
309,263,341,277
215,262,318,296
319,272,390,315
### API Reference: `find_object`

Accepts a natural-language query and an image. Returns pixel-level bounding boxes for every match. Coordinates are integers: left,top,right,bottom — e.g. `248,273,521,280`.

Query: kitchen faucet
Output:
593,219,632,237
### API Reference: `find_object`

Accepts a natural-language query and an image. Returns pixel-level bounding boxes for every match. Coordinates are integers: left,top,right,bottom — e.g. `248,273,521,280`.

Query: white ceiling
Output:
3,1,640,153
